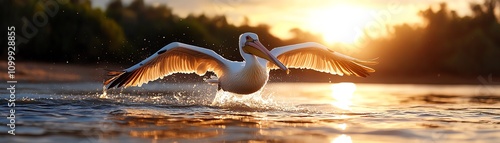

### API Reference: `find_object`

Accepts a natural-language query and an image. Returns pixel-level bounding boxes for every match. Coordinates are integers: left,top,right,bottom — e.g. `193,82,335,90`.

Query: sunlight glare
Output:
308,4,373,44
337,123,347,130
331,134,353,143
331,82,357,110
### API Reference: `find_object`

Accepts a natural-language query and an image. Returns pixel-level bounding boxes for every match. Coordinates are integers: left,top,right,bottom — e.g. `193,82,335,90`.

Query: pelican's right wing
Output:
105,42,232,89
268,42,377,77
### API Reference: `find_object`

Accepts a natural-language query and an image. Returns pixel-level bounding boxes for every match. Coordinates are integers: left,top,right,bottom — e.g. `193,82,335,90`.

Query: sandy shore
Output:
0,61,497,84
0,61,119,83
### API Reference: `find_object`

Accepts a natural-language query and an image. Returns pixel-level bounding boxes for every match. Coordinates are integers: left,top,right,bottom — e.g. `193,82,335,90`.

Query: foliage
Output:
1,0,499,76
1,0,128,62
364,1,500,75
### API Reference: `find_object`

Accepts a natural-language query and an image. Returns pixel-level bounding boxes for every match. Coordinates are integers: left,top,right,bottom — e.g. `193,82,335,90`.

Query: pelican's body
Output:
218,54,269,94
105,32,376,94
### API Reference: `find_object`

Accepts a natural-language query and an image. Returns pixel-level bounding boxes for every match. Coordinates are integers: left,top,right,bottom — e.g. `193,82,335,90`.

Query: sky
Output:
92,0,484,44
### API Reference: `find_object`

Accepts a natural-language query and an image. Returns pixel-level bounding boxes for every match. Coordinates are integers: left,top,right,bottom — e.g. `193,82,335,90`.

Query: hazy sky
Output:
92,0,484,42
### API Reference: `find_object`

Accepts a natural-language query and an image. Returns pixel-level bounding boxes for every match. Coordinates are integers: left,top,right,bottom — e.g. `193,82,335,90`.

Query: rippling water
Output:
1,82,499,143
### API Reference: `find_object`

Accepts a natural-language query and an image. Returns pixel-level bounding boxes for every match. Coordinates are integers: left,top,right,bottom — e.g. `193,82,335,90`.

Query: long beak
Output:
245,41,289,73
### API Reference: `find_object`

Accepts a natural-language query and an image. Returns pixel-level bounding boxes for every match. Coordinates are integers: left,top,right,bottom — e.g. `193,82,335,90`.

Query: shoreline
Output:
0,61,497,85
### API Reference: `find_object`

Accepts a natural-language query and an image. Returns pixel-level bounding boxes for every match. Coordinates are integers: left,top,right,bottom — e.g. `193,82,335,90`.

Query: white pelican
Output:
104,32,376,94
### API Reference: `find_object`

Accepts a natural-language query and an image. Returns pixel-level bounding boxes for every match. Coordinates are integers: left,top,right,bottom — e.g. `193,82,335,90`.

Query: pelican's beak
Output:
244,40,289,73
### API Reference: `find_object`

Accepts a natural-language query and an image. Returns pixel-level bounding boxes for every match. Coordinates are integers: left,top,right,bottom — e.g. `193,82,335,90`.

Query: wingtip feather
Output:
355,58,379,66
103,71,126,89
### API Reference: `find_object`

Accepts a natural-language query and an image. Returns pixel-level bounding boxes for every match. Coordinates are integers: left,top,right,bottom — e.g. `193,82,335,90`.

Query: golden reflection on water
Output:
337,123,347,130
329,83,354,143
331,134,353,143
332,120,352,143
330,82,357,110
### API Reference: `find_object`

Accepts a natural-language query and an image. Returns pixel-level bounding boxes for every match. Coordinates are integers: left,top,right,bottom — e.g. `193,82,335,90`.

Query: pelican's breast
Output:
219,63,269,94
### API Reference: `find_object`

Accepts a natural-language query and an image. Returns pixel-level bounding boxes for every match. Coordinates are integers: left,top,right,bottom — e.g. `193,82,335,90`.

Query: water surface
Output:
1,82,499,143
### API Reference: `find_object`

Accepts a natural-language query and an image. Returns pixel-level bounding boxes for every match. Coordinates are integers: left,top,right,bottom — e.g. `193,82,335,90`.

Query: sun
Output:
307,4,373,44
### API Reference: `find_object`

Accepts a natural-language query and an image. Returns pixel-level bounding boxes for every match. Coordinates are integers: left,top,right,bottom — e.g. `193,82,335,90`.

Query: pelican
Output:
104,32,376,94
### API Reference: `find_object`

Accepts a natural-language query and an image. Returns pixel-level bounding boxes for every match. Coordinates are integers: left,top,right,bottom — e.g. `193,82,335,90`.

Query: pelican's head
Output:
239,32,288,72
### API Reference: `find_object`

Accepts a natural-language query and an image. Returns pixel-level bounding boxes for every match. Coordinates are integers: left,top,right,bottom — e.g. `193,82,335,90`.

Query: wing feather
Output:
105,42,230,89
268,42,376,77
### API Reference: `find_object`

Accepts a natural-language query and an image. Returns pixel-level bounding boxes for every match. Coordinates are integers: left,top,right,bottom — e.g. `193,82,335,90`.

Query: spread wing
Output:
268,42,377,77
105,42,232,89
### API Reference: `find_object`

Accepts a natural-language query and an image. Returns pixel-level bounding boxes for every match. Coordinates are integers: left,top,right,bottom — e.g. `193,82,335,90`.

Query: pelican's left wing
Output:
105,42,233,89
267,42,377,77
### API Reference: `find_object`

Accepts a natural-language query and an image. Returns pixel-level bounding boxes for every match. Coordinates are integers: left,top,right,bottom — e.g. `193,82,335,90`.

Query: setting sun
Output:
307,4,374,44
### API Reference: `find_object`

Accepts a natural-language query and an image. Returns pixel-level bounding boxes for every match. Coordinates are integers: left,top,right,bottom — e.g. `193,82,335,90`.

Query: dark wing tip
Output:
103,70,126,89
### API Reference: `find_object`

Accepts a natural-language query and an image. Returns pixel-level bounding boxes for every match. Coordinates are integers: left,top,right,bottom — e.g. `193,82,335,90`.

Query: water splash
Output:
97,83,306,112
100,85,108,99
210,89,288,111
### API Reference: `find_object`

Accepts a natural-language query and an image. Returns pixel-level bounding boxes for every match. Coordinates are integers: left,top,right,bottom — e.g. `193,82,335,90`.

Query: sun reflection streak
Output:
331,82,357,110
331,134,353,143
337,123,347,130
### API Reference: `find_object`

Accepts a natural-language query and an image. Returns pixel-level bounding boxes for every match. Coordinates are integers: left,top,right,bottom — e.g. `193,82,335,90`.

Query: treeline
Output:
1,0,283,63
1,0,499,75
365,1,500,75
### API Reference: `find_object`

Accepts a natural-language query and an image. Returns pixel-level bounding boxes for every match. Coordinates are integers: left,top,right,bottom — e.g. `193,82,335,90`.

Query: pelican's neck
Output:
242,53,260,69
240,54,267,81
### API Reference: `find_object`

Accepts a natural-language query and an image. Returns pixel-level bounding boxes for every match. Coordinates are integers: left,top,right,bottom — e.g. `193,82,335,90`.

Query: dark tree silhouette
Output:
1,0,499,76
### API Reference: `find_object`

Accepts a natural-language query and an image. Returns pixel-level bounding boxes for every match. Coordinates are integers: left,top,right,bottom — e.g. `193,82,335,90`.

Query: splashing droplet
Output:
211,90,283,111
100,85,108,99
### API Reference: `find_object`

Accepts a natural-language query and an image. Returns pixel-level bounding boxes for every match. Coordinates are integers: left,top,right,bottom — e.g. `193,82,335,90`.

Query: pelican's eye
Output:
246,36,254,42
